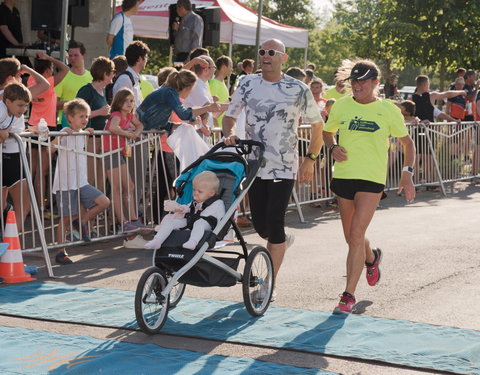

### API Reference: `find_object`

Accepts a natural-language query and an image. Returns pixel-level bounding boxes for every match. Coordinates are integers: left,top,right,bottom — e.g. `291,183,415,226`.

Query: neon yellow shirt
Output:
55,70,92,126
140,79,155,98
324,87,351,100
324,96,408,184
208,78,229,126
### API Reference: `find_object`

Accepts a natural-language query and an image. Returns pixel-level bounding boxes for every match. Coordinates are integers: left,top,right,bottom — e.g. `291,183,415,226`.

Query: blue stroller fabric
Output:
175,159,246,206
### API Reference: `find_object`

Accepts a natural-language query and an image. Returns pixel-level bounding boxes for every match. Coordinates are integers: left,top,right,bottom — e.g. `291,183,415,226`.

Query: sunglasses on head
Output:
258,49,284,57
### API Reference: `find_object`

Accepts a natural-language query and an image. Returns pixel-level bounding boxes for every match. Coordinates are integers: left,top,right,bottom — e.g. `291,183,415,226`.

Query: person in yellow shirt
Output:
323,59,415,314
55,40,92,127
208,55,232,128
324,74,351,100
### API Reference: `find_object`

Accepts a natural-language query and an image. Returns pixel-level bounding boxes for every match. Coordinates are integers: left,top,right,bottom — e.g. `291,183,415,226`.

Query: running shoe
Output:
366,248,382,286
286,232,295,249
124,235,148,249
333,292,356,314
55,251,73,265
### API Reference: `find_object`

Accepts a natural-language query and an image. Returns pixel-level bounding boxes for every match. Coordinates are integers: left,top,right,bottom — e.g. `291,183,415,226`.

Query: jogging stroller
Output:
134,140,274,334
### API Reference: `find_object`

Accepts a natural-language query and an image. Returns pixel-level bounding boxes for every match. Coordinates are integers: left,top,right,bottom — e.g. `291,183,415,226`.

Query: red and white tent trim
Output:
128,0,309,49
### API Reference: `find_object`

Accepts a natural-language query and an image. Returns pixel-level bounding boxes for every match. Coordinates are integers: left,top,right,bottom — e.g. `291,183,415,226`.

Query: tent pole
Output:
228,42,232,58
254,0,264,68
304,46,308,69
60,0,69,62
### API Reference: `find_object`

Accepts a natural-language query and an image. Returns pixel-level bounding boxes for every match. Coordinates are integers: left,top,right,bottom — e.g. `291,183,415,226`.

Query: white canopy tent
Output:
129,0,309,50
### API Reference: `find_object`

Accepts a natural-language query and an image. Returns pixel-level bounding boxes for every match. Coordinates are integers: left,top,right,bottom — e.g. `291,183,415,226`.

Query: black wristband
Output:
329,144,338,153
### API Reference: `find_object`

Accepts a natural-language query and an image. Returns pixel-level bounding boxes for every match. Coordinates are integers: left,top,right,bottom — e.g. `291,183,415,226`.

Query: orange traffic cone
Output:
0,211,35,283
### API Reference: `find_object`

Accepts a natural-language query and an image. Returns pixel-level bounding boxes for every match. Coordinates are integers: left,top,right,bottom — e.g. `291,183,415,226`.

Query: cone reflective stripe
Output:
0,211,35,283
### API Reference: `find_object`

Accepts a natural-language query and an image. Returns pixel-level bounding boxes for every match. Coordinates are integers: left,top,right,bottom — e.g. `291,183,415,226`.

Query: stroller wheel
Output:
242,246,274,316
168,279,186,309
135,267,169,334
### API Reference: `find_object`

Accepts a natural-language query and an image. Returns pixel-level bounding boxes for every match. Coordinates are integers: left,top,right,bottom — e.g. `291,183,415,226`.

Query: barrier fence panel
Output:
2,122,477,268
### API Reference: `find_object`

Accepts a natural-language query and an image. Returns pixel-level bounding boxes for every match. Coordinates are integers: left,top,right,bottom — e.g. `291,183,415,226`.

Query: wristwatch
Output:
402,166,414,174
305,152,318,161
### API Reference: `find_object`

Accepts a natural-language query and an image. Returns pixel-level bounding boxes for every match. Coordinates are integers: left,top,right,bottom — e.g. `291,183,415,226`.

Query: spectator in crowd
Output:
112,41,150,248
324,73,351,100
0,0,27,64
77,56,115,192
397,99,432,186
223,39,324,302
113,41,150,108
240,59,255,76
208,55,232,128
412,75,464,189
103,88,146,233
52,99,110,265
154,67,179,222
384,74,399,99
304,69,314,85
310,78,327,111
412,75,465,123
306,62,316,72
188,47,209,61
446,77,466,120
285,66,306,82
0,59,50,229
463,70,478,121
450,68,466,89
105,55,128,104
55,40,93,127
184,56,225,144
474,88,480,178
27,52,69,212
107,0,140,59
137,69,221,133
323,59,415,314
172,0,204,63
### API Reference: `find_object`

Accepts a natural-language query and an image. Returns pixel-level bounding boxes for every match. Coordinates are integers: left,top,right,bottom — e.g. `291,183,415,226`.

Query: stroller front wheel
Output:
135,266,170,334
242,246,274,316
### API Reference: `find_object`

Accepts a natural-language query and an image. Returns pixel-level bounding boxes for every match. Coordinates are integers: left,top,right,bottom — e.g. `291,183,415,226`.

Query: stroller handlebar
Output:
209,139,265,157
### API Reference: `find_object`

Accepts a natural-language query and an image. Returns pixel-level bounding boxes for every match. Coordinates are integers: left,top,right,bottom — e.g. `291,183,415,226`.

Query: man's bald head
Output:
260,39,286,53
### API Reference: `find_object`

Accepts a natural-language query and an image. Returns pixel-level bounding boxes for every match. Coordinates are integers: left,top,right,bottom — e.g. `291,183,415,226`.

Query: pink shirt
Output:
103,111,133,152
27,76,56,127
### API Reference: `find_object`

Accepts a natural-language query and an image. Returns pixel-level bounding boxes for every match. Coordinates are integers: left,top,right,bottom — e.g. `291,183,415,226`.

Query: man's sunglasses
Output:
258,49,285,57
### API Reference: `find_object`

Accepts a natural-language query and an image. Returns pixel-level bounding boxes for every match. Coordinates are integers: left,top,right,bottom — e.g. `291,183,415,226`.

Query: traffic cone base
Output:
0,211,35,283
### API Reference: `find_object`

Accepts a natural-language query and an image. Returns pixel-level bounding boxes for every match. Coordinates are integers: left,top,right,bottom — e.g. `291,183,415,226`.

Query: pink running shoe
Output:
366,248,382,286
333,292,356,314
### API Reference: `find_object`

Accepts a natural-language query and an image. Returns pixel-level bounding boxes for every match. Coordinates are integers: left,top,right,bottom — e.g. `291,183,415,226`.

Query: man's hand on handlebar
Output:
223,135,239,146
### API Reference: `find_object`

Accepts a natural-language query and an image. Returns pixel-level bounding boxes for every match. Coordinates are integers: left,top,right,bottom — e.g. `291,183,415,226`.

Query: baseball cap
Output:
346,63,379,81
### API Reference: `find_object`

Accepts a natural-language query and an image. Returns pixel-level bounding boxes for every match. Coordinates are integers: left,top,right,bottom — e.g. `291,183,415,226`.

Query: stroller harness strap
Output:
183,193,223,230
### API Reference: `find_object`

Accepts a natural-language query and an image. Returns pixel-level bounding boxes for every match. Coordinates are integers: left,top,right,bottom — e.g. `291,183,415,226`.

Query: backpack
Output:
105,70,135,104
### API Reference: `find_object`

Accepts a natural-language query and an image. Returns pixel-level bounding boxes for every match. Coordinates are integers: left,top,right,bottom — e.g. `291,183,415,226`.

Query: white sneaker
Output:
123,235,148,249
286,232,295,249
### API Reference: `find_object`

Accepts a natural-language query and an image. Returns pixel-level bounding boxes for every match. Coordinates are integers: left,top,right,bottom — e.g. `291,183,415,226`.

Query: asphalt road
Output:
5,182,480,375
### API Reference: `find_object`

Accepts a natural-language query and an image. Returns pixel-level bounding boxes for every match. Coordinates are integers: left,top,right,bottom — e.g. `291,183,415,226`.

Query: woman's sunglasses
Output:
258,49,285,57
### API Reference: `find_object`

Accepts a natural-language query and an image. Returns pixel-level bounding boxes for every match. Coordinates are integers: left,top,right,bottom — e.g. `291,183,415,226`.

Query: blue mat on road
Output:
0,326,333,375
0,282,479,375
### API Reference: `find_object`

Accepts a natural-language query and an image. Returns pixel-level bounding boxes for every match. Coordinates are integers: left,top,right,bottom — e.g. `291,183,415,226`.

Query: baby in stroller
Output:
145,171,226,250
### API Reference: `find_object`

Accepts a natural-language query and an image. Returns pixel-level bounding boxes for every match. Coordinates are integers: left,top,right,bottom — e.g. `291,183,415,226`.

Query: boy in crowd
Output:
52,98,110,265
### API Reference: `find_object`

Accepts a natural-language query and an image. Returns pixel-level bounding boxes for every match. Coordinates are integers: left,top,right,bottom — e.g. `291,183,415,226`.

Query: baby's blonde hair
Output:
193,171,220,193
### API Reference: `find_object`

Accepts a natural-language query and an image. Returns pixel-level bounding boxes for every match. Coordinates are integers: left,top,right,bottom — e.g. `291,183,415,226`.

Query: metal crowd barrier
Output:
1,121,478,276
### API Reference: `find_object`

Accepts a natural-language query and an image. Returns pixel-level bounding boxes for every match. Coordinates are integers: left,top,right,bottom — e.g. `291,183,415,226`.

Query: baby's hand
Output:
164,200,180,212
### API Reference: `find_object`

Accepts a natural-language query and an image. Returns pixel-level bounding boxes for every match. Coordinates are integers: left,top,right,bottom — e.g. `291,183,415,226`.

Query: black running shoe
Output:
55,251,73,265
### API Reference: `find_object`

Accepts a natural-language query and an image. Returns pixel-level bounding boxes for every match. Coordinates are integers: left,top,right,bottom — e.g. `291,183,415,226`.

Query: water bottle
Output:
124,139,132,157
37,118,49,142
